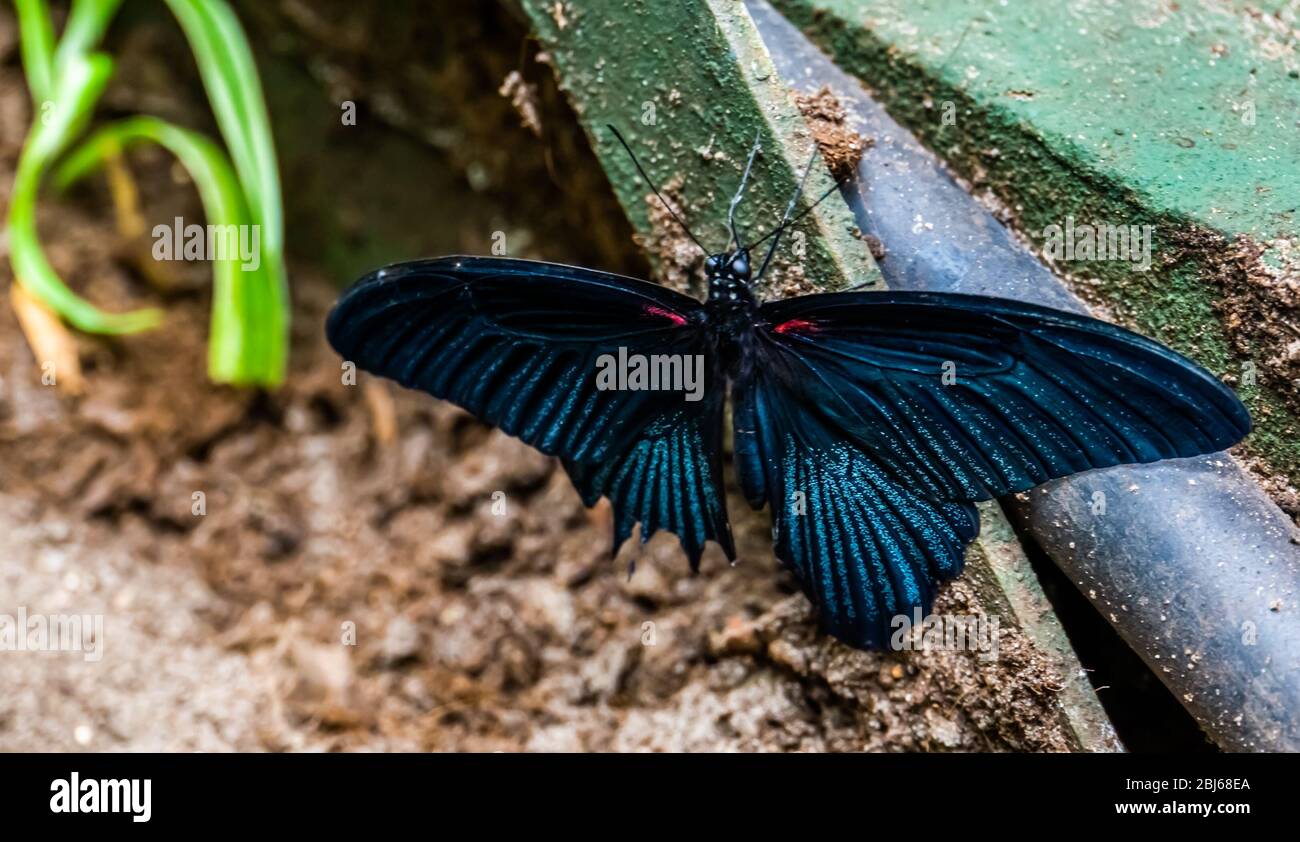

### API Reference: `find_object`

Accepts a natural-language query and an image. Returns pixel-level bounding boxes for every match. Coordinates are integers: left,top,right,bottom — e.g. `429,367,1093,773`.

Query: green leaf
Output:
12,0,56,103
58,117,286,386
7,51,163,334
162,0,289,382
162,1,282,253
53,0,125,77
7,0,289,377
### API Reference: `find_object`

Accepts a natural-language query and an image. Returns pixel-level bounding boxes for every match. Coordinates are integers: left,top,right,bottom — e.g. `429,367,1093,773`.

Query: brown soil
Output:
0,5,1080,752
635,175,710,298
1176,226,1300,523
0,262,1076,750
795,85,872,181
1171,228,1300,420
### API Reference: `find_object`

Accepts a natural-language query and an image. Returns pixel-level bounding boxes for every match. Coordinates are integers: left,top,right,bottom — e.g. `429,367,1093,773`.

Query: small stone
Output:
925,708,963,748
473,513,514,559
442,431,551,503
580,639,633,700
399,676,433,709
709,615,761,656
112,587,136,611
426,522,475,566
767,639,806,673
37,547,67,574
620,552,673,603
382,616,421,663
286,639,353,705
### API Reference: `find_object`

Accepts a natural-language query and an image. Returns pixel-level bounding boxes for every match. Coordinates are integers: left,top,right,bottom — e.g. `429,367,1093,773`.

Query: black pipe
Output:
749,0,1300,751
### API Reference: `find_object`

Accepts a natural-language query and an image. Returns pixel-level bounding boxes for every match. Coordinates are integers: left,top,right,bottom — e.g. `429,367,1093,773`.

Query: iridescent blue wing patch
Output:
735,364,979,648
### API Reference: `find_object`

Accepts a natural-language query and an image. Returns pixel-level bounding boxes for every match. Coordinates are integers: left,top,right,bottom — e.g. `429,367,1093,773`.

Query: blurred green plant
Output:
7,0,288,386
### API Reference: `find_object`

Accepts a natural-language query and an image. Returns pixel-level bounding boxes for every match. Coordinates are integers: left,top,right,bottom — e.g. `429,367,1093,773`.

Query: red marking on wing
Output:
774,318,819,335
643,305,687,327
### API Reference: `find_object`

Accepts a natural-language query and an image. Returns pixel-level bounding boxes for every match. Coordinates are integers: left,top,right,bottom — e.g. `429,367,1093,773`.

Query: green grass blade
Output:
57,117,287,385
12,0,56,103
9,0,287,374
7,51,163,334
53,0,125,76
161,0,283,254
161,0,288,383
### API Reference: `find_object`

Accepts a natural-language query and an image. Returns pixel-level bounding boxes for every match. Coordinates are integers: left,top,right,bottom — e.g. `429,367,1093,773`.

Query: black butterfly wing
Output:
734,362,980,648
750,291,1249,503
326,256,733,566
735,290,1249,648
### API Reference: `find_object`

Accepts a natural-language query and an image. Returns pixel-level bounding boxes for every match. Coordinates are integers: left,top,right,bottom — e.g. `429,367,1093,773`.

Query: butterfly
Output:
326,127,1250,650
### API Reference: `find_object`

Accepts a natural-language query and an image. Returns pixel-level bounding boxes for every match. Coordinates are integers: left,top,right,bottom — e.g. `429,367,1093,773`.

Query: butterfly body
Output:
702,249,762,365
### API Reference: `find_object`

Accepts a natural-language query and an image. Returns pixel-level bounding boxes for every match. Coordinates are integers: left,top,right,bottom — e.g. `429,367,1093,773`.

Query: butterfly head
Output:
704,249,757,319
705,249,751,286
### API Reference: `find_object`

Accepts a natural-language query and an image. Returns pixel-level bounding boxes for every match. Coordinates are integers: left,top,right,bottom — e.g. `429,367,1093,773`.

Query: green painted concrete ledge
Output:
773,0,1300,490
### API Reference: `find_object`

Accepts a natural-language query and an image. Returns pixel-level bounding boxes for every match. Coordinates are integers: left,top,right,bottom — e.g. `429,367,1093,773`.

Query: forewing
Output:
754,290,1250,503
327,256,733,564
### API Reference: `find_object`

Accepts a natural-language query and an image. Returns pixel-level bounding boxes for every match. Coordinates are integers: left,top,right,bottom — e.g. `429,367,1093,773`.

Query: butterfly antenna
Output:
607,125,709,255
750,177,848,252
728,128,763,251
755,145,821,282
